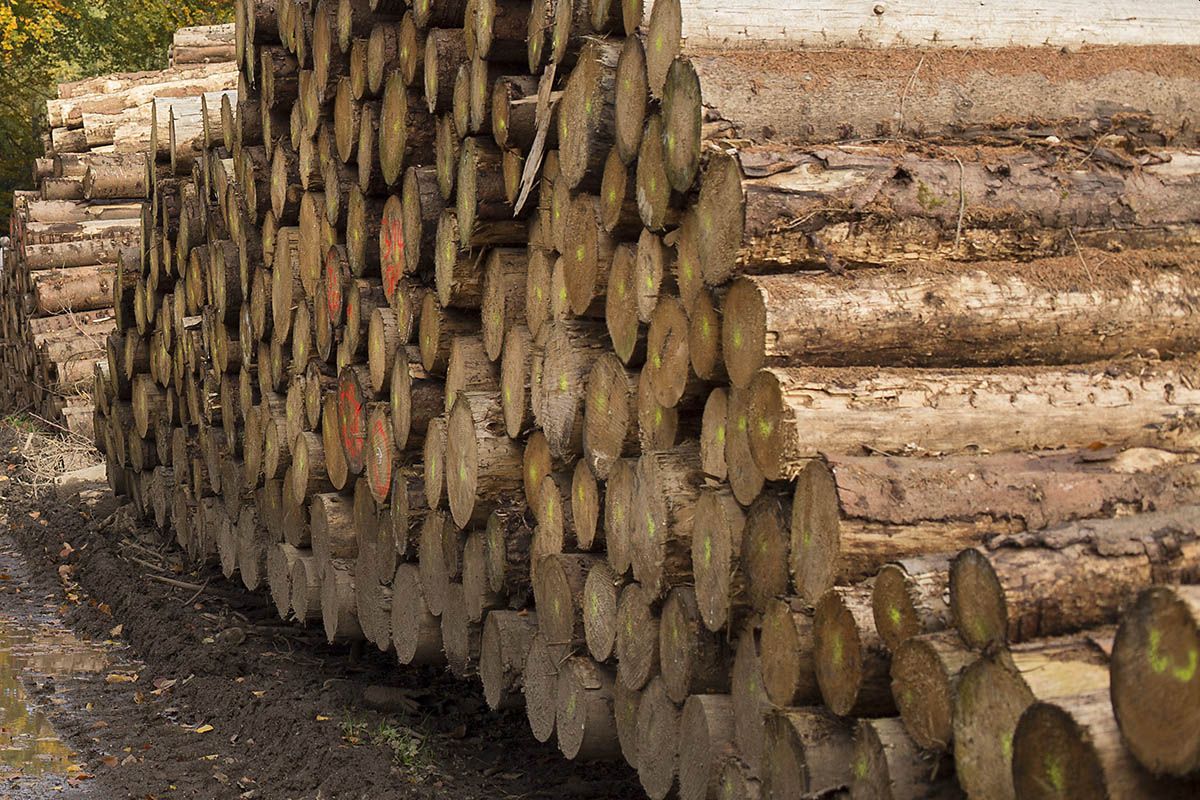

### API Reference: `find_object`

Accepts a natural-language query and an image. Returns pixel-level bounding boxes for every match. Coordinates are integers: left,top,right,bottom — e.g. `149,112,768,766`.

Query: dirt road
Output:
0,425,640,799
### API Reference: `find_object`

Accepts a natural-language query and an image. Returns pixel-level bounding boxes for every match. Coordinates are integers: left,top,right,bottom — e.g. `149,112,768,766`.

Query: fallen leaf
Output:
193,724,214,734
59,542,74,558
100,756,118,768
315,715,330,721
105,673,138,684
109,624,123,637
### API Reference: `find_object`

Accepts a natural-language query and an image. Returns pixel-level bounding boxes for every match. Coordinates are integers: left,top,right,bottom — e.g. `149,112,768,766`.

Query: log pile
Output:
0,26,237,435
18,1,1200,798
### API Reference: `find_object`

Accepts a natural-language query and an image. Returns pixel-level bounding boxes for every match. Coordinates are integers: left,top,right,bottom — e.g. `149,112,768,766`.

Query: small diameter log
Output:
560,193,615,316
949,505,1200,650
604,243,642,365
481,247,526,361
445,334,498,409
537,320,610,459
678,695,736,800
872,555,953,655
1110,585,1200,777
581,353,637,479
535,552,601,660
311,491,357,564
419,291,477,374
422,415,447,510
441,583,482,677
691,487,745,633
434,211,484,308
390,346,442,450
851,717,958,800
660,587,729,703
1013,691,1200,800
724,386,764,506
480,609,538,710
635,676,680,800
635,114,680,231
290,553,323,624
484,504,533,604
558,39,620,191
696,144,1200,287
401,164,443,277
500,323,535,438
392,562,445,665
814,583,895,717
418,510,453,616
632,442,703,597
738,490,790,615
759,597,818,709
556,656,621,761
615,582,660,691
953,636,1111,800
524,632,559,743
722,267,1200,388
422,28,467,114
891,631,978,752
749,360,1200,479
583,561,622,662
32,265,121,313
321,561,365,642
763,707,855,800
731,624,772,777
446,391,523,528
366,22,400,96
455,137,514,247
603,458,636,576
379,71,435,186
491,74,541,152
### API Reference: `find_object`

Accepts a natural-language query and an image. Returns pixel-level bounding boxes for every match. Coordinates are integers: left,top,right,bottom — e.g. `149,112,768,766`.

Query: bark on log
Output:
695,145,1200,287
749,360,1200,479
722,262,1200,387
949,506,1200,649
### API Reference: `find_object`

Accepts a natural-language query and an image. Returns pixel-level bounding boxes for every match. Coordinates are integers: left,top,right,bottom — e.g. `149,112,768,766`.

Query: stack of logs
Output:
0,25,237,435
77,0,1200,797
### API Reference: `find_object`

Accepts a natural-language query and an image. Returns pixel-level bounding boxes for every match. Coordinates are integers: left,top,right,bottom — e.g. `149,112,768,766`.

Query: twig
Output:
184,578,210,606
897,54,926,134
147,574,208,593
1067,228,1095,284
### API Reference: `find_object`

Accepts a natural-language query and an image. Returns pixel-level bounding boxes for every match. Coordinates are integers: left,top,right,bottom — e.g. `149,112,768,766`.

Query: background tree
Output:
0,0,233,219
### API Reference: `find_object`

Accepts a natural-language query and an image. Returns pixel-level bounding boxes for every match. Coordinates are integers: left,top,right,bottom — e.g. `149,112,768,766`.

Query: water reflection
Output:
0,619,107,775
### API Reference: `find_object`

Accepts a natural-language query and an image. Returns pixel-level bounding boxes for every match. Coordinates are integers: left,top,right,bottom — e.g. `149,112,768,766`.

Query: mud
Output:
0,428,640,799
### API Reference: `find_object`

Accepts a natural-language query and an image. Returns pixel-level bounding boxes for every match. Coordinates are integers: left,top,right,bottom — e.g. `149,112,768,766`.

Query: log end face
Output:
790,460,841,606
1011,702,1105,800
697,150,745,287
949,548,1008,651
662,56,701,194
446,394,479,529
891,637,955,752
1111,586,1200,776
814,589,866,717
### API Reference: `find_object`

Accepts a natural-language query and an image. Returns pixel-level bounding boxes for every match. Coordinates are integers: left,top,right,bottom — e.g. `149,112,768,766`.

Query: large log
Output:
748,360,1200,479
694,145,1200,287
789,448,1200,604
949,506,1200,649
722,260,1200,386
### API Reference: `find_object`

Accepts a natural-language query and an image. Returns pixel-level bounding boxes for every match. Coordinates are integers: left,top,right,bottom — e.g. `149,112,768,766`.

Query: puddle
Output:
0,617,108,776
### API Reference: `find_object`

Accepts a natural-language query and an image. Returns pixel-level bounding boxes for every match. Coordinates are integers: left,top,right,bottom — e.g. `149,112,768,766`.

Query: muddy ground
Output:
0,425,641,799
